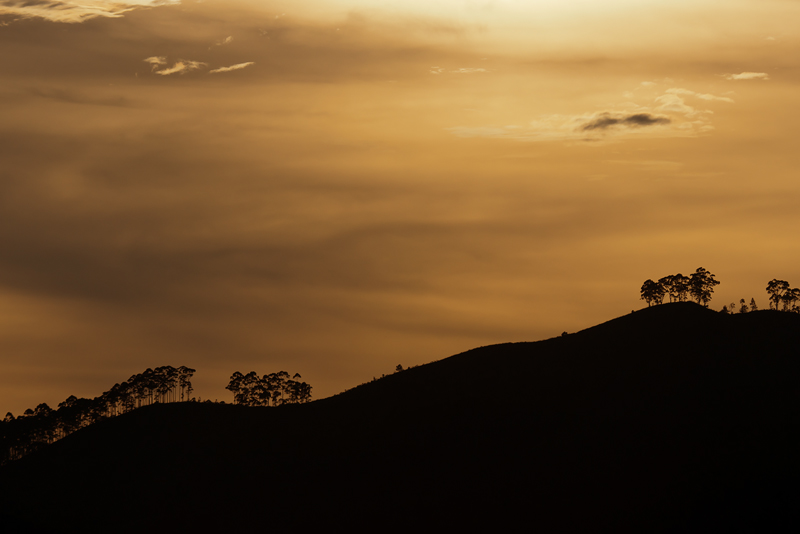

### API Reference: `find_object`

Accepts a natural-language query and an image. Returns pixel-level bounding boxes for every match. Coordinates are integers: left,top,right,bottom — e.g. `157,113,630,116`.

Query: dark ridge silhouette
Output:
2,302,800,532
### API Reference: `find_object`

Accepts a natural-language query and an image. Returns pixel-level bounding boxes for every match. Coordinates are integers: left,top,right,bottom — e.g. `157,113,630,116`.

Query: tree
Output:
750,298,758,312
739,298,748,313
659,273,691,302
688,267,720,307
640,279,666,306
782,287,800,312
766,279,791,310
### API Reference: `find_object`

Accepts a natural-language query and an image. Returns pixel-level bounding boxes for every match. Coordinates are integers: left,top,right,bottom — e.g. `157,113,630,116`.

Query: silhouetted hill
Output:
3,303,800,532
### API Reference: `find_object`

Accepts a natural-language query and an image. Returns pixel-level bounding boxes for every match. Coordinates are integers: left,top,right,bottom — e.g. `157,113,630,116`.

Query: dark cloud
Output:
582,112,670,131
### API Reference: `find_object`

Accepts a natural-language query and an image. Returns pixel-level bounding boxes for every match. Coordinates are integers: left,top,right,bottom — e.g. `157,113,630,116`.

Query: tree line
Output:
722,298,759,314
640,267,720,307
225,371,312,406
1,365,195,466
720,280,800,313
640,271,800,313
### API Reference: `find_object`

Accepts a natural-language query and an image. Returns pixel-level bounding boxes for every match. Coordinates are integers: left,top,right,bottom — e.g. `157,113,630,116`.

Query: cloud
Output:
724,72,769,81
450,68,487,74
430,67,487,75
654,93,698,116
209,62,255,74
581,112,670,131
210,36,233,49
0,0,180,24
666,88,734,103
154,60,207,76
448,110,680,143
143,56,167,71
446,81,731,143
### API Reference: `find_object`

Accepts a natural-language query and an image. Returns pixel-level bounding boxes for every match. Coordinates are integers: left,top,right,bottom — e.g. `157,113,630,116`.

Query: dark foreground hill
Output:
3,303,800,533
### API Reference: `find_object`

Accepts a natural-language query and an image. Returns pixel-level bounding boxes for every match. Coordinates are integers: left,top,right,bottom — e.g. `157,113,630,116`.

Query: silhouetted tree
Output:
640,279,666,306
766,279,791,310
782,287,800,312
689,267,720,307
739,299,748,313
226,372,244,404
659,274,691,302
750,298,758,312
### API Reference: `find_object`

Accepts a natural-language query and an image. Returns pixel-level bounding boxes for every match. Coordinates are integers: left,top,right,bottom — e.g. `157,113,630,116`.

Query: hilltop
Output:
2,302,800,532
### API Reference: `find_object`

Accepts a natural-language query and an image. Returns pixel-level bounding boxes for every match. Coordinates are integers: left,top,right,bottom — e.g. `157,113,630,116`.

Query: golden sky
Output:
1,0,799,414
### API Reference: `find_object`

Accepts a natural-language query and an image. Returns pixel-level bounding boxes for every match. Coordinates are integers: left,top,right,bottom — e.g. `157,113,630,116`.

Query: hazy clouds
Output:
1,0,799,414
0,0,180,23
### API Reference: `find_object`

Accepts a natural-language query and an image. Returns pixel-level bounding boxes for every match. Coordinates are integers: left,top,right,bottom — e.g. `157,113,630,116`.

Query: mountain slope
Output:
2,303,800,532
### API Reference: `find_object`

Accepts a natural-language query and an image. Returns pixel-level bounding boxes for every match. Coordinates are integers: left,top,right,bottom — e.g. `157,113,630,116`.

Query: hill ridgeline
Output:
2,302,800,533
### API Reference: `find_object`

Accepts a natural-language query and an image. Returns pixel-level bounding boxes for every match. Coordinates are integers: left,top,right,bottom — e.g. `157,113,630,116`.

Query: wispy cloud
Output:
209,62,255,74
724,72,769,81
666,88,734,103
0,0,180,24
430,67,487,75
447,81,729,143
450,68,487,74
154,60,207,76
143,56,167,71
654,93,699,116
209,36,233,50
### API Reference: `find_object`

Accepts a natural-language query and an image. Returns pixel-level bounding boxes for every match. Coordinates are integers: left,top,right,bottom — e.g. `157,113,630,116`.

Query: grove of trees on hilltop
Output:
640,267,720,307
641,272,800,313
226,371,312,406
1,365,195,466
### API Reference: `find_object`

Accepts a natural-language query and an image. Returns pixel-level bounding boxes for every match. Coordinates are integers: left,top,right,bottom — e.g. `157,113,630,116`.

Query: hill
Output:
2,302,800,532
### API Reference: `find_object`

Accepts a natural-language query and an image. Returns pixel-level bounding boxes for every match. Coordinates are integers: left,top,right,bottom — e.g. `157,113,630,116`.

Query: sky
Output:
1,0,799,415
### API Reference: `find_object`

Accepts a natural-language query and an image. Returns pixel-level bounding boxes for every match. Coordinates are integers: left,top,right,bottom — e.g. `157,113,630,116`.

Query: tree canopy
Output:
641,268,719,307
226,371,312,407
